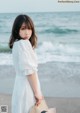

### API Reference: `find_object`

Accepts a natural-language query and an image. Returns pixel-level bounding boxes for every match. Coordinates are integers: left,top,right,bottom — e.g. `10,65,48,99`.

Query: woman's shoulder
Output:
14,39,29,45
14,39,30,48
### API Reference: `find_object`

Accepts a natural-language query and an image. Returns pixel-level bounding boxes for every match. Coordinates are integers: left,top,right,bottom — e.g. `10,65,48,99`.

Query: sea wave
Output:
0,41,80,65
0,41,80,56
0,47,11,53
0,44,11,53
39,27,79,35
37,41,80,55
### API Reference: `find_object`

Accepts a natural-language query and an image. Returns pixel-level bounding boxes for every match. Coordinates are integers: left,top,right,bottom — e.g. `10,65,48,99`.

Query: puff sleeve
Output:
17,40,38,76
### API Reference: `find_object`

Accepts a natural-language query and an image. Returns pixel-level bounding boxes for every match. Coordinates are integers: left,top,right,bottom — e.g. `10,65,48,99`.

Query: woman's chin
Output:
23,37,29,40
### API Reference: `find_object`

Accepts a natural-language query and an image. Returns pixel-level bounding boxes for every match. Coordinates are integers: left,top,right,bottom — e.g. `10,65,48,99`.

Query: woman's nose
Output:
25,29,28,34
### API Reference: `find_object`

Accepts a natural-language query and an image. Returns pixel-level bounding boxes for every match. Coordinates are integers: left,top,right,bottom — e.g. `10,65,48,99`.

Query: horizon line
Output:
0,10,80,13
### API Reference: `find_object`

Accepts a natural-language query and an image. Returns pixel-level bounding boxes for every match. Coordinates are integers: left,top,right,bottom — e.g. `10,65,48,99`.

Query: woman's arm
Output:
27,72,43,106
27,72,42,97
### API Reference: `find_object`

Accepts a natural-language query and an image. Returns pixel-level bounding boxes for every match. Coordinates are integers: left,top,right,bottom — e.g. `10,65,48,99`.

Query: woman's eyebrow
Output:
21,25,26,27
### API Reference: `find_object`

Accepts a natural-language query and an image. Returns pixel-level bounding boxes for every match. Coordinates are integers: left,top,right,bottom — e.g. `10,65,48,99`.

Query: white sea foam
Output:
0,41,80,65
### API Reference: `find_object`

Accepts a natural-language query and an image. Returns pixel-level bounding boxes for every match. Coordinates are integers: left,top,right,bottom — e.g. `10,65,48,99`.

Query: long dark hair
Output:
9,14,37,49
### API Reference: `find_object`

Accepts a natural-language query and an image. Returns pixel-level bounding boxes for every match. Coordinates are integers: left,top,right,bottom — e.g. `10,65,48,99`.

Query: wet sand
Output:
0,62,80,96
0,94,80,113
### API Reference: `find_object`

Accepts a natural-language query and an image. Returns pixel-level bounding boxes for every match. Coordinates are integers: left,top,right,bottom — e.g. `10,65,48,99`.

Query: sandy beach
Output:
0,94,80,113
0,62,80,96
0,62,80,113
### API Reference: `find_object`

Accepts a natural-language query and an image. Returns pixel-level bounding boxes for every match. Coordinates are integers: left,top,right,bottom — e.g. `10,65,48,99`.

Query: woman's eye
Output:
21,28,25,30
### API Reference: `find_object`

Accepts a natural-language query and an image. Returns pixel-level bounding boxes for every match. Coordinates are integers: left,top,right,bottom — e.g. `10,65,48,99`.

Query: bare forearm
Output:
27,72,42,95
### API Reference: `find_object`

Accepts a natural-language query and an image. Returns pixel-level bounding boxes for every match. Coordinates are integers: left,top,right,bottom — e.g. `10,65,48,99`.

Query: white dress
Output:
12,39,41,113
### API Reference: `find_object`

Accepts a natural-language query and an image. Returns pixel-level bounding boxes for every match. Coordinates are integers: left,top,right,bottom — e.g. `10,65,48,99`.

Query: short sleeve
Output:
17,40,38,76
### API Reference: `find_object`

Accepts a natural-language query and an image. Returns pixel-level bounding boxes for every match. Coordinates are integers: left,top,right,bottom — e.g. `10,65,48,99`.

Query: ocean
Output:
0,12,80,97
0,12,80,65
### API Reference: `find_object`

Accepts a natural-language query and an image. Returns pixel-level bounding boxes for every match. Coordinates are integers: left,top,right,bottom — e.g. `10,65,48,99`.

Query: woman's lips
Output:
24,35,30,39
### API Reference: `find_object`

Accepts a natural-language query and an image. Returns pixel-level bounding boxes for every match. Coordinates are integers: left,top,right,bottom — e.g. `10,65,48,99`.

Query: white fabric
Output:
12,39,39,113
12,39,38,76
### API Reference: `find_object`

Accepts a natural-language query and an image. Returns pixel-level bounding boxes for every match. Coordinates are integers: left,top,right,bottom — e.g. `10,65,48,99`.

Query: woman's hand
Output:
34,93,44,106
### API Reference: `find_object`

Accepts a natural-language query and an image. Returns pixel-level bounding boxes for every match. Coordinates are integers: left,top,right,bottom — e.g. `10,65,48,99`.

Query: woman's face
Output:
19,23,32,40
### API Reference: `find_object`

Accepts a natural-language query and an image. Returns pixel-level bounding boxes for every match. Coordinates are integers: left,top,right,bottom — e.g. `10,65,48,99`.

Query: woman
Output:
9,14,43,113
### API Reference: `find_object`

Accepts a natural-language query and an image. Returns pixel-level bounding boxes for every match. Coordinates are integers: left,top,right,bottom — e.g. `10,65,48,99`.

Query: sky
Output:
0,0,80,13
